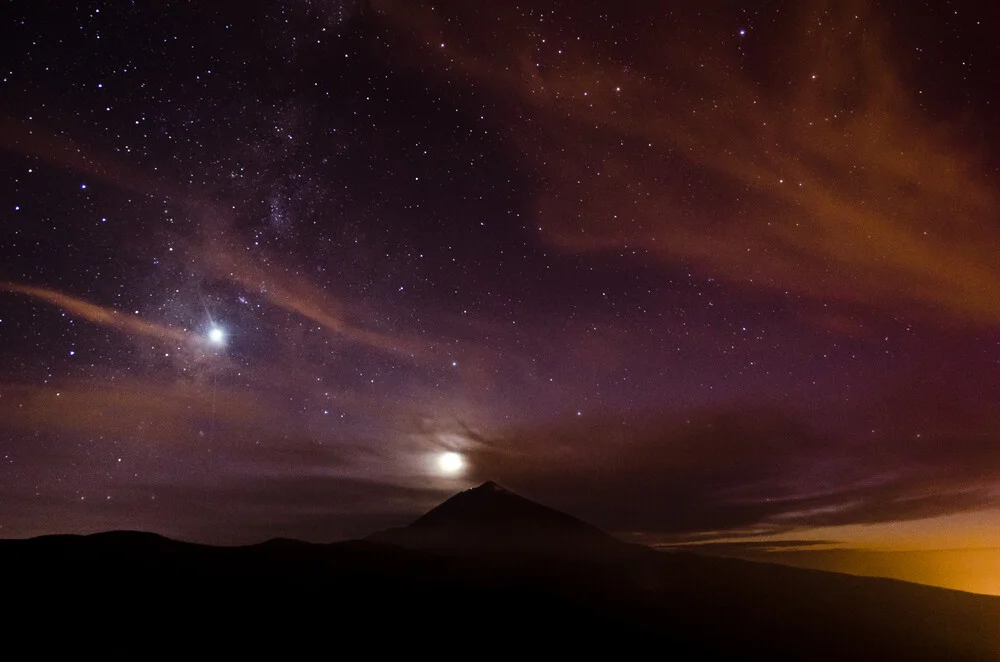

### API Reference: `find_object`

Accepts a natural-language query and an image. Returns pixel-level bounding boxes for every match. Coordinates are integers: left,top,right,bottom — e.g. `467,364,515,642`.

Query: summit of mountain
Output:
368,481,628,560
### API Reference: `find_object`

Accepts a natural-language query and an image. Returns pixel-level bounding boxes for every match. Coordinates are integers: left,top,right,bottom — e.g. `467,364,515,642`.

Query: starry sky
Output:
1,1,999,593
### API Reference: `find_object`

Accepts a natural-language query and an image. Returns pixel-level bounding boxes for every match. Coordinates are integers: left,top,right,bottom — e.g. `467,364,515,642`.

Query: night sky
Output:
1,1,998,593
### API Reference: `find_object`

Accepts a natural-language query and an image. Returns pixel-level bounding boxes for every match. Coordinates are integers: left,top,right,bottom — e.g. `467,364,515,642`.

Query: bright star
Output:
208,327,225,344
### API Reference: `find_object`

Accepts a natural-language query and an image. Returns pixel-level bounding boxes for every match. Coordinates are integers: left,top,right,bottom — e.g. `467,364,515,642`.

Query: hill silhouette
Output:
2,482,998,659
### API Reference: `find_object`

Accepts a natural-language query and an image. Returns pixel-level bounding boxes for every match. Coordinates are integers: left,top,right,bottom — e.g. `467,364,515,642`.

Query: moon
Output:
436,451,465,475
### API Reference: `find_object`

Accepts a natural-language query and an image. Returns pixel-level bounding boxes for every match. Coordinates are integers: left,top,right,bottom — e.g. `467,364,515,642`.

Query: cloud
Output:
374,0,1000,325
0,282,193,346
0,380,294,446
198,243,432,361
459,406,1000,540
682,544,1000,596
659,539,840,553
0,115,191,202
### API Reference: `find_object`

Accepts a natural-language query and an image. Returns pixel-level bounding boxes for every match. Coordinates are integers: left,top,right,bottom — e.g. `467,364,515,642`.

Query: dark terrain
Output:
4,482,998,659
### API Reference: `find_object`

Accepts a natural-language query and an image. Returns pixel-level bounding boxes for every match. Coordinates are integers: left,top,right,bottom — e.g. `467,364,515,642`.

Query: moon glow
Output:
436,452,465,475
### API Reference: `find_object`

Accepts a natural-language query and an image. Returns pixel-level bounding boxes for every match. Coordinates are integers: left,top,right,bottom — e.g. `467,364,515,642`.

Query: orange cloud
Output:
0,282,191,345
374,0,1000,325
0,380,272,445
202,243,431,360
0,115,192,202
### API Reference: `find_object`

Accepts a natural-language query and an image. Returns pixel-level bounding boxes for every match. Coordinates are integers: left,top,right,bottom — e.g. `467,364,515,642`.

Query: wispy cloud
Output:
200,243,431,361
461,406,1000,540
1,282,192,345
375,0,1000,325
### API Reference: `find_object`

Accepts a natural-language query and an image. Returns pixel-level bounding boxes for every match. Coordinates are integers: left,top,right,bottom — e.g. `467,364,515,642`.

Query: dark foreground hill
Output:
3,483,998,659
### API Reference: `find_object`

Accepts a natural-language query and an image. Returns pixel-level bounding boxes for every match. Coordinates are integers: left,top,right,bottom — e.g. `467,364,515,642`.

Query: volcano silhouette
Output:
369,480,627,558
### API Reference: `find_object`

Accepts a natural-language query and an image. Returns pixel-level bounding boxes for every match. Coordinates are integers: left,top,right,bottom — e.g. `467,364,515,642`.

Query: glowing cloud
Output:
0,282,191,345
374,0,1000,325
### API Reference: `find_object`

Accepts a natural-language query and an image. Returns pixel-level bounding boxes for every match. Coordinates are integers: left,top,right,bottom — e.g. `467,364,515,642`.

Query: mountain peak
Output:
471,480,510,493
368,481,626,559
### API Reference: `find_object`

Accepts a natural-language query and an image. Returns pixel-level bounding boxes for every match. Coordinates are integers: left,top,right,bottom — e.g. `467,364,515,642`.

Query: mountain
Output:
2,483,998,659
368,480,629,559
368,481,1000,660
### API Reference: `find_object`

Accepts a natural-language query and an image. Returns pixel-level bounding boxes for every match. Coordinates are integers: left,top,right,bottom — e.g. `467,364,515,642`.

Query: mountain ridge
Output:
1,482,998,659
